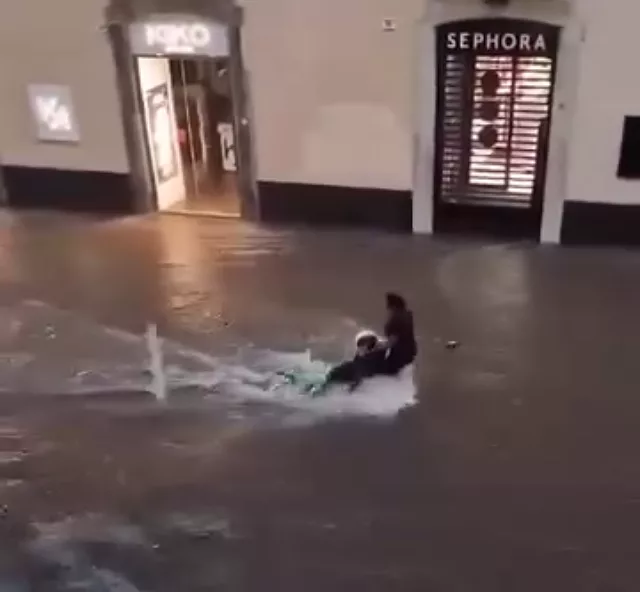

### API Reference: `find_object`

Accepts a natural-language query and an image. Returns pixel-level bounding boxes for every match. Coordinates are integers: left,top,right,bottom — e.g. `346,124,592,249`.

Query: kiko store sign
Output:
437,18,560,57
129,16,230,58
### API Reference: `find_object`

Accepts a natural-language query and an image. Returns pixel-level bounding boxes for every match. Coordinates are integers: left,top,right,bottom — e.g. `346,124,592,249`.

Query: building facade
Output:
0,0,637,245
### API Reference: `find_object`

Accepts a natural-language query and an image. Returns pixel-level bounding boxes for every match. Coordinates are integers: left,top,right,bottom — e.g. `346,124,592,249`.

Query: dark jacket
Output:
384,309,417,365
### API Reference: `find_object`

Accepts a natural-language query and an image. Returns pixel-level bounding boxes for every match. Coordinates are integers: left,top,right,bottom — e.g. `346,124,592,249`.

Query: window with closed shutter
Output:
434,20,559,217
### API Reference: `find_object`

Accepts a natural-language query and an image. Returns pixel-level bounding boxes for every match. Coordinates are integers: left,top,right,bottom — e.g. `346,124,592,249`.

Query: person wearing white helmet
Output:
324,329,385,391
323,292,417,392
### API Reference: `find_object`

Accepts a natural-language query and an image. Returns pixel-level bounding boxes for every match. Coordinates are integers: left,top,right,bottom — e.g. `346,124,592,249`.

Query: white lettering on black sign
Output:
446,32,547,53
145,23,212,54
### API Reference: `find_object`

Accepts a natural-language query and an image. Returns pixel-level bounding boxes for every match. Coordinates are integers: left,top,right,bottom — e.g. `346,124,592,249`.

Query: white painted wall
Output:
241,0,587,239
242,0,423,190
1,0,632,230
0,0,129,173
565,0,640,204
137,57,185,210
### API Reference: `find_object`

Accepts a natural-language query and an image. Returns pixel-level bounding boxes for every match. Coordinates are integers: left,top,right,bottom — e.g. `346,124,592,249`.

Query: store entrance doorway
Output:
433,19,560,239
136,55,240,217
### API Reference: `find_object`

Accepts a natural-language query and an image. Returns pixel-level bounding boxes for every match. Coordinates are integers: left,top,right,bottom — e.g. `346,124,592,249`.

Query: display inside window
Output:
146,83,179,184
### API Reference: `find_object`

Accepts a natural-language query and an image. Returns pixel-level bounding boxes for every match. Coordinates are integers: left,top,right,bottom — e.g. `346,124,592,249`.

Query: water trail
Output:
2,300,416,419
145,324,167,402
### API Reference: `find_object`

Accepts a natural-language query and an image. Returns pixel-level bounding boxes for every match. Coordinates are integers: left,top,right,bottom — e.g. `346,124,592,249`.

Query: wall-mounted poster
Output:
217,122,237,172
146,83,178,184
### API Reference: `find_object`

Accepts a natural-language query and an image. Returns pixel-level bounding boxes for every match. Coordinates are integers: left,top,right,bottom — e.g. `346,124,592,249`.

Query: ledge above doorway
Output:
105,0,242,27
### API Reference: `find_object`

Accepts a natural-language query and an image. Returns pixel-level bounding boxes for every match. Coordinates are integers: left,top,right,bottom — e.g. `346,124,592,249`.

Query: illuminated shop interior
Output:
137,55,240,217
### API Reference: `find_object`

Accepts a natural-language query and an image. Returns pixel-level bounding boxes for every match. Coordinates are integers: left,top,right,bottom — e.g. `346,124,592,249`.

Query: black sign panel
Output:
433,18,560,238
437,18,559,57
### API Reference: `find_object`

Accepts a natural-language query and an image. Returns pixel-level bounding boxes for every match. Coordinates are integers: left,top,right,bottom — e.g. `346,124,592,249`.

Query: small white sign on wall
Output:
27,84,80,143
382,18,397,32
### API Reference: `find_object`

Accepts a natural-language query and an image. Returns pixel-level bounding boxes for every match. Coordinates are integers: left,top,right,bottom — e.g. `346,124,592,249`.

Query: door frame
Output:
104,0,258,219
412,0,581,243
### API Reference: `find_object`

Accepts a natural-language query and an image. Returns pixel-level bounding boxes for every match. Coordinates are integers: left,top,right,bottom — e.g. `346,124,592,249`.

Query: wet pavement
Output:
1,210,640,590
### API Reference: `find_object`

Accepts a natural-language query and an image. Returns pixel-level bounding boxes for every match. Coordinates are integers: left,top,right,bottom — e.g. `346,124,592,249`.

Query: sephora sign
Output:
446,31,548,53
129,17,230,57
437,18,559,57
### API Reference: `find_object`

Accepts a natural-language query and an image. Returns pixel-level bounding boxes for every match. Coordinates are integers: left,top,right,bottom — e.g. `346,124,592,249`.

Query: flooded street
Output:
1,211,640,590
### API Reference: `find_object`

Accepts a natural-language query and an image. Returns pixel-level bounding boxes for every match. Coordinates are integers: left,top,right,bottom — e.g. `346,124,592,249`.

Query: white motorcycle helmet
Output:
354,329,379,351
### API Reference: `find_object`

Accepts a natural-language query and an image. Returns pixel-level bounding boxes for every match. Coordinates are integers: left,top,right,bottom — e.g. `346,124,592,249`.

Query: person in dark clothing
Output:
380,292,417,375
325,330,386,391
324,294,417,391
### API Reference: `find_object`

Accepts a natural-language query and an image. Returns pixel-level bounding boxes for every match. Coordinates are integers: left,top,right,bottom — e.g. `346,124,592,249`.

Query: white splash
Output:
29,515,147,592
145,323,167,402
162,348,417,419
231,349,417,419
0,300,416,420
164,512,238,539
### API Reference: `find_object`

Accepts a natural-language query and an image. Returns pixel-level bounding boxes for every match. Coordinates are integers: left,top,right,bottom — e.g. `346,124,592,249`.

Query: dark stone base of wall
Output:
561,201,640,246
434,203,542,240
3,166,136,214
258,181,412,232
